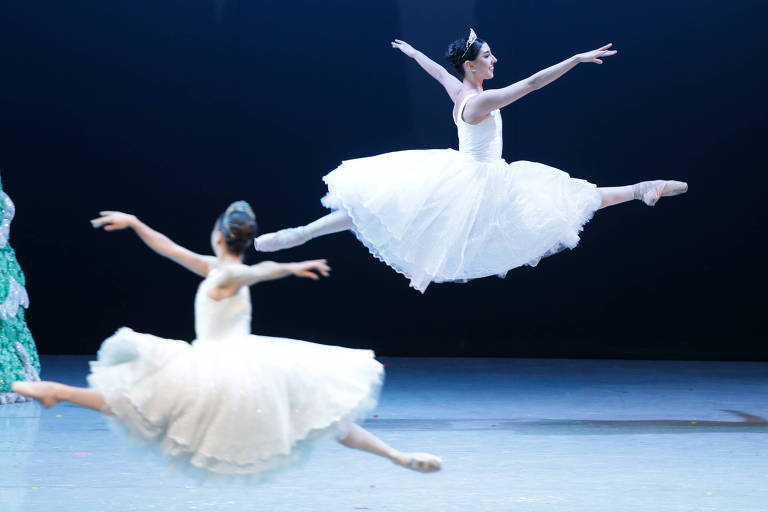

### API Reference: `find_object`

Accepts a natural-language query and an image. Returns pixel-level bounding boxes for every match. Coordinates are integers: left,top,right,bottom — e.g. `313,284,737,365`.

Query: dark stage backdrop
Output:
0,1,765,359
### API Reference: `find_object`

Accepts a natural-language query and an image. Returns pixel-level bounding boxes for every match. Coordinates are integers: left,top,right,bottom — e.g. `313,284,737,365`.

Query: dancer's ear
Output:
210,228,226,253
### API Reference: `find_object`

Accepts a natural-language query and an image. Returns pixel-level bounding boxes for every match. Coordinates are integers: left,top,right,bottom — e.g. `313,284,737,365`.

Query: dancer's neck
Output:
462,75,483,92
217,253,242,266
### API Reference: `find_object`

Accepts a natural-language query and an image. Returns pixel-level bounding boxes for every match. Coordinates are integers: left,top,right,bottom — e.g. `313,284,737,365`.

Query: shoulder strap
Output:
454,93,478,124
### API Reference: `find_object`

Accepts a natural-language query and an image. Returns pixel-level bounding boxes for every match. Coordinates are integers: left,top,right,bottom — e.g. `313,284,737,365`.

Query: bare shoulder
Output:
454,89,491,124
207,262,245,282
205,263,249,300
199,255,218,270
452,90,473,121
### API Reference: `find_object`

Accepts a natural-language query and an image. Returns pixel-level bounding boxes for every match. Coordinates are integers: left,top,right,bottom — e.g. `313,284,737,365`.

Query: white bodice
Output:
194,274,251,341
454,93,503,162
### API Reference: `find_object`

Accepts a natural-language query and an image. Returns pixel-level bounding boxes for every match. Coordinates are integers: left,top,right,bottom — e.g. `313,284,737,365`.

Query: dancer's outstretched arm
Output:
207,260,330,299
90,211,215,277
463,44,617,123
392,39,462,101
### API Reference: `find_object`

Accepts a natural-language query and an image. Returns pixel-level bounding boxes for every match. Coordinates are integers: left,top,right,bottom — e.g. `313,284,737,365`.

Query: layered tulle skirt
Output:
322,149,602,292
87,327,383,482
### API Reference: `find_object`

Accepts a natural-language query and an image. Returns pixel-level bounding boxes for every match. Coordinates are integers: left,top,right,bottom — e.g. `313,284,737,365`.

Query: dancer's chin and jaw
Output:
465,42,497,82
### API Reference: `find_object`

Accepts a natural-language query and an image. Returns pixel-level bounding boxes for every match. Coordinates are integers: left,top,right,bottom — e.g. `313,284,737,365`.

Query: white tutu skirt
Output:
322,149,603,292
87,327,383,482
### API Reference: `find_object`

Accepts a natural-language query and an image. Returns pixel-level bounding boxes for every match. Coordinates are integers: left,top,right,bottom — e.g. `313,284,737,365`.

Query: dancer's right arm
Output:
220,260,330,287
206,260,330,299
90,211,214,277
392,39,462,101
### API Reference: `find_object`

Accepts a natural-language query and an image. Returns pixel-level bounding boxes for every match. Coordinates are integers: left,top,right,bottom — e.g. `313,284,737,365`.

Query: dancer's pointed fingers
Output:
90,216,110,228
598,43,612,50
310,261,330,277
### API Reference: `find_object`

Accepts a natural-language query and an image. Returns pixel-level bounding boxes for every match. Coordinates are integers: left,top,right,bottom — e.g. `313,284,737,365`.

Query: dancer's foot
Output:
11,381,62,408
254,227,309,252
393,451,442,473
633,180,688,206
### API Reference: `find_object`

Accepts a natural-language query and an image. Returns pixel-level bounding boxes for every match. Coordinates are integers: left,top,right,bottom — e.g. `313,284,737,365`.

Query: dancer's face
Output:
466,43,497,80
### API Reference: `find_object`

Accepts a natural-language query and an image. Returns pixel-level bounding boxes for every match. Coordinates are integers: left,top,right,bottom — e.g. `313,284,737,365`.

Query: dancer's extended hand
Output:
291,259,331,280
90,211,136,231
576,43,617,64
391,39,418,58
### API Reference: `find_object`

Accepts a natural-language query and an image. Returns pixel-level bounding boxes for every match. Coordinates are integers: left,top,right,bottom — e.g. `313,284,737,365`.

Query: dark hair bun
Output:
445,36,485,76
446,39,467,70
218,201,258,255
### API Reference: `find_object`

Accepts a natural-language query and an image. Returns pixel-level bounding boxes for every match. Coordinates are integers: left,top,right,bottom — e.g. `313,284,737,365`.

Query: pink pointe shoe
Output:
633,180,689,206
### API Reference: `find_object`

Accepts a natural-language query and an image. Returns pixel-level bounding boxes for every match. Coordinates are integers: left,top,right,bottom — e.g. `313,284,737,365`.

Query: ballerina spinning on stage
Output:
13,202,441,479
255,30,688,292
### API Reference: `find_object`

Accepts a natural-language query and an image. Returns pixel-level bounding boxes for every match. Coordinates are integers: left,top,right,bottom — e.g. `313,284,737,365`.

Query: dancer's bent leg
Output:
255,210,353,252
339,424,441,473
12,381,109,413
598,180,688,209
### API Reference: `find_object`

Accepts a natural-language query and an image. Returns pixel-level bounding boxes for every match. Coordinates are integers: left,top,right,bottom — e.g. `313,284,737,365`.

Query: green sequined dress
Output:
0,173,40,404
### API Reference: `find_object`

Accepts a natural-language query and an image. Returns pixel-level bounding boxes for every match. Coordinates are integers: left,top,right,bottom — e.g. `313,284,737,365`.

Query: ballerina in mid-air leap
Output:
255,30,688,292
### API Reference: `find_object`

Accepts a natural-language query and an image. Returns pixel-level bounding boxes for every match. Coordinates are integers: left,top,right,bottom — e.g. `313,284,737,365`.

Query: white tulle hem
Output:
322,151,602,292
87,327,383,484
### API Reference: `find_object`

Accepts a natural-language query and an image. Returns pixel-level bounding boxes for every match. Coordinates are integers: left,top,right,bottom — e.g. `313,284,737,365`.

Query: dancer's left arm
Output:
90,211,215,277
207,260,331,299
463,44,617,123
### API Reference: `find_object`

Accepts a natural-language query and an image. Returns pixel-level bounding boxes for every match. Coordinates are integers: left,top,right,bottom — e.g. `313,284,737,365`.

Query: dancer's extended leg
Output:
599,180,688,209
339,424,441,473
255,210,354,252
12,381,109,413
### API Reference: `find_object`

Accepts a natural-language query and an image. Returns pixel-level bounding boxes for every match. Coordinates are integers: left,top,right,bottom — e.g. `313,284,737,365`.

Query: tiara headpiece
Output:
461,28,478,58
